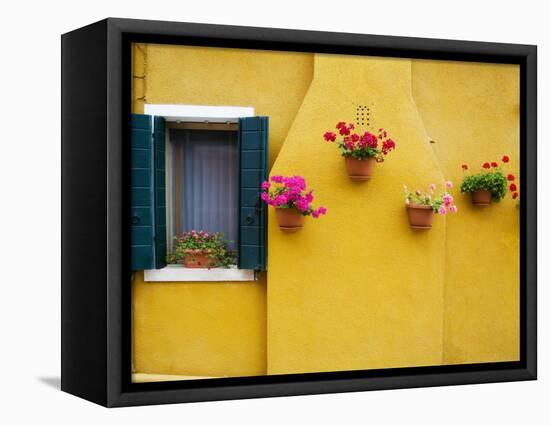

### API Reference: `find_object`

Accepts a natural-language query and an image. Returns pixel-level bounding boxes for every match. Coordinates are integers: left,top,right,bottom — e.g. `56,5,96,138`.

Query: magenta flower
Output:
295,197,309,212
323,132,337,142
438,206,447,215
260,175,325,219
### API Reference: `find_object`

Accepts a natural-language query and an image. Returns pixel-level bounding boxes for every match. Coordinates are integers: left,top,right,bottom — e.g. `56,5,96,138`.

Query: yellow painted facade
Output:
131,44,519,378
412,60,520,364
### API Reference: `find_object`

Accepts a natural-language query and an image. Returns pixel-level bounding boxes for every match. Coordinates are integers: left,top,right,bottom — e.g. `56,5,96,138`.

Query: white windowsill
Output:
143,265,256,282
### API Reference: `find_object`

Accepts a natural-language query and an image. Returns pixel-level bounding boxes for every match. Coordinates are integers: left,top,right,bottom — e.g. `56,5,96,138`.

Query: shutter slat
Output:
238,116,268,271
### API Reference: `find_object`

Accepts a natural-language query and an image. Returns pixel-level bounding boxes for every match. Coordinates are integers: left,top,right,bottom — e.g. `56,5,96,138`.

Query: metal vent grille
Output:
355,104,373,128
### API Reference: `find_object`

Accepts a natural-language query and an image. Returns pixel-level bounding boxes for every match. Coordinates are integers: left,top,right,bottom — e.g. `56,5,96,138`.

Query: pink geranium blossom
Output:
260,175,326,219
404,181,458,216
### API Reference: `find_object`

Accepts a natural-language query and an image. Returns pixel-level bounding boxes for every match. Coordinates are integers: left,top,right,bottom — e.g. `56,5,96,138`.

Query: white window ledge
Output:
143,265,256,282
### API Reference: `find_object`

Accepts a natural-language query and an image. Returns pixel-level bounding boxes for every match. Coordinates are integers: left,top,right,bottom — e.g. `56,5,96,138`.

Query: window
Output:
167,125,239,252
130,107,269,278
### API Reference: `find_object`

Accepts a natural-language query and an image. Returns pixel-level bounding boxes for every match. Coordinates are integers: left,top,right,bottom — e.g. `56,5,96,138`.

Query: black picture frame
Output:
61,18,537,407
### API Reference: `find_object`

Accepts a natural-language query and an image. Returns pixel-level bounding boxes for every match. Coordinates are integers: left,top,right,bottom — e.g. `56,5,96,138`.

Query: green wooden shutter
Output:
131,114,155,271
154,116,167,269
238,116,268,271
130,113,166,271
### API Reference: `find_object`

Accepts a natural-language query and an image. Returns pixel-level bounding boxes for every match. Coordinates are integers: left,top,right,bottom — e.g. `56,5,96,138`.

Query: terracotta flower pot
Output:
406,204,435,230
345,157,376,181
182,249,213,268
470,190,492,206
276,208,304,233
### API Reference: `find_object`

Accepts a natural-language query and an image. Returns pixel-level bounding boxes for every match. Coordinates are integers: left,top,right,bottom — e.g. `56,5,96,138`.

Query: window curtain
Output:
170,129,238,250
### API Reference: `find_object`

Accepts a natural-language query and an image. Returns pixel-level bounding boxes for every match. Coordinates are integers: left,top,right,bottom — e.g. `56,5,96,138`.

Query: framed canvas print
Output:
61,18,537,407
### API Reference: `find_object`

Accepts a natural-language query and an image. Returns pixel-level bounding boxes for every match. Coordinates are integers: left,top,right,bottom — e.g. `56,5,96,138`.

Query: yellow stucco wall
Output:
267,54,447,374
412,60,520,364
131,44,313,377
133,272,267,377
132,43,520,378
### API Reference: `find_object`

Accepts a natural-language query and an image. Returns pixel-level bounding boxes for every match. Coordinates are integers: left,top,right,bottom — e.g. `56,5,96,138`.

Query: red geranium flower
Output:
339,126,351,136
507,174,515,181
482,162,491,169
336,121,346,129
502,155,510,163
323,132,336,142
491,162,498,168
461,164,468,170
382,138,396,155
512,192,519,199
510,183,517,192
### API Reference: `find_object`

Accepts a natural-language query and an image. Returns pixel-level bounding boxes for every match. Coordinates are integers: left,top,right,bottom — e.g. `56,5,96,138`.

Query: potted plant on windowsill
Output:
261,175,326,233
168,230,235,268
404,181,458,229
460,156,518,206
323,122,396,181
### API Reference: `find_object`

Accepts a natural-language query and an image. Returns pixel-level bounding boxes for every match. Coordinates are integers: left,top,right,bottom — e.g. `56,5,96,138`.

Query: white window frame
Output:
143,104,256,282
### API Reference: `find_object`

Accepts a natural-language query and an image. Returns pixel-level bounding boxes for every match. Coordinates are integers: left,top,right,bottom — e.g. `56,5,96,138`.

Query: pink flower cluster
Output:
439,193,458,215
261,175,327,218
324,122,396,161
183,229,210,239
404,181,458,215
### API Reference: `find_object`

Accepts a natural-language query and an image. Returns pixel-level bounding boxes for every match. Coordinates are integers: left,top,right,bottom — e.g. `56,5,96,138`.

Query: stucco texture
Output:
131,44,313,377
267,54,447,374
412,60,520,364
131,43,520,378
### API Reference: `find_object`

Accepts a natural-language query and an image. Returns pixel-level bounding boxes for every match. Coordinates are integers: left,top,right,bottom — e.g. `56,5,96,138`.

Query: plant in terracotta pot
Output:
404,181,458,230
168,230,235,268
460,156,518,206
261,175,326,233
323,122,396,181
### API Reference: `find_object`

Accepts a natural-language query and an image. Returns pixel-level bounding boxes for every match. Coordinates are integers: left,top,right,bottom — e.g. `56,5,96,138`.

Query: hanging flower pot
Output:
345,157,376,181
261,175,327,233
323,122,396,181
406,205,434,229
470,189,492,206
460,156,518,206
275,208,305,233
404,182,458,230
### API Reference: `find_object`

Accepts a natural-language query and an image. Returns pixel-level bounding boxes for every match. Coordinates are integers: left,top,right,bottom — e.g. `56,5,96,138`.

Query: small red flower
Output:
350,133,360,142
510,183,517,192
339,126,351,136
323,131,336,142
502,155,510,163
491,162,498,168
482,162,491,169
461,164,468,171
336,121,346,129
382,138,396,155
507,174,515,181
512,192,519,199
